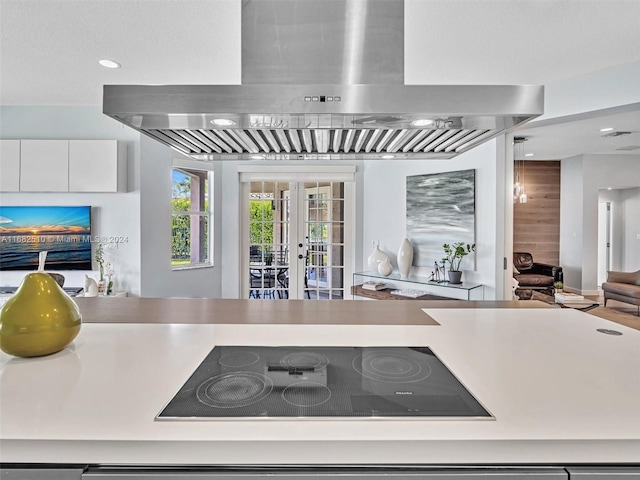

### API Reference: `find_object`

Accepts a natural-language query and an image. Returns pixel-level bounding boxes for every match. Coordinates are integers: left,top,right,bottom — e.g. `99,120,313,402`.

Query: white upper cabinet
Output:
0,140,21,192
20,140,69,192
1,139,125,193
69,140,119,192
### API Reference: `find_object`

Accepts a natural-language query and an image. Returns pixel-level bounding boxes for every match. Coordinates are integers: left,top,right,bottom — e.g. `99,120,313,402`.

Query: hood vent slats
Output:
365,130,383,152
140,126,500,160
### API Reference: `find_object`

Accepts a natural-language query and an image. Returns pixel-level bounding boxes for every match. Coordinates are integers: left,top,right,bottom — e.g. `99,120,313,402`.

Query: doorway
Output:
242,178,353,300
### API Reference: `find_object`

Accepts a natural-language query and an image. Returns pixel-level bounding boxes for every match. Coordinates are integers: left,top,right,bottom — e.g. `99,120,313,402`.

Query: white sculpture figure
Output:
84,275,99,297
367,241,390,272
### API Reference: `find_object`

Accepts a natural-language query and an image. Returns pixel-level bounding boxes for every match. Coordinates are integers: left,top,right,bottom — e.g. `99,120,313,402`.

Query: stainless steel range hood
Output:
103,0,543,161
104,83,542,161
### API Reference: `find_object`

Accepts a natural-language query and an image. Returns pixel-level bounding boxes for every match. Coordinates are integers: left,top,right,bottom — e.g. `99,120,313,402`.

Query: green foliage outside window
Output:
308,223,328,242
249,201,273,251
171,170,210,265
172,175,192,262
172,219,190,263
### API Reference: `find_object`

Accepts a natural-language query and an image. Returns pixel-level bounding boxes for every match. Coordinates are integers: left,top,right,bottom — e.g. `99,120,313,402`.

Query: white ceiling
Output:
516,106,640,160
1,0,640,160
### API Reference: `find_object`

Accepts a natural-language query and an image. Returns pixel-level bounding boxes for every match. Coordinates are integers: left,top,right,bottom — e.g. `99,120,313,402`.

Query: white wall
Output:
0,106,142,295
362,140,502,300
620,187,640,270
597,201,608,285
138,136,222,298
598,189,624,275
561,154,640,294
559,156,584,292
218,162,242,299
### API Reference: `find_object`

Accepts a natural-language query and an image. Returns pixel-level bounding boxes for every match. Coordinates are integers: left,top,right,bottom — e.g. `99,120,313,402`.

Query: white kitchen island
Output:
1,303,639,473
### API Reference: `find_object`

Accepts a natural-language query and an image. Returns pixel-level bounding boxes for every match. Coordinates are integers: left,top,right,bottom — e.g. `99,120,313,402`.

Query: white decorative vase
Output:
397,238,414,279
367,241,390,272
377,258,393,277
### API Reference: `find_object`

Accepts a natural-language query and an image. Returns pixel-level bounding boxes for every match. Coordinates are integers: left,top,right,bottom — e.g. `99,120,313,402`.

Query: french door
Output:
242,175,353,300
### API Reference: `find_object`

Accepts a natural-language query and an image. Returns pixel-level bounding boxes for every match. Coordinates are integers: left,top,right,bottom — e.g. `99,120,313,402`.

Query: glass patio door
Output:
243,179,352,300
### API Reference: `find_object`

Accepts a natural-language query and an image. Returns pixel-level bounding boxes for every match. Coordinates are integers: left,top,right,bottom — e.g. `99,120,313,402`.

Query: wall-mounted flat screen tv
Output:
0,206,92,271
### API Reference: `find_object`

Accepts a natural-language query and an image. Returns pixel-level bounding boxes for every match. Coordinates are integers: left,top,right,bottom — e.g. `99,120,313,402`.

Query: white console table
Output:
352,271,484,301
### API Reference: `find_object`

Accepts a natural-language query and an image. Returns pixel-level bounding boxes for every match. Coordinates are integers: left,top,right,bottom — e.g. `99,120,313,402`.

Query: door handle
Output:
298,254,304,259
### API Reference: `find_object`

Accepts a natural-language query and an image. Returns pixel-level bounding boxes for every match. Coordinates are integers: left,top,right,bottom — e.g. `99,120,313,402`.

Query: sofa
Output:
602,269,640,315
513,252,563,299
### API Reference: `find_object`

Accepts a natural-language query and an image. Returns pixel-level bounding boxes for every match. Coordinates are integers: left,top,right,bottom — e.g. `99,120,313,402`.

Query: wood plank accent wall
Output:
513,160,561,266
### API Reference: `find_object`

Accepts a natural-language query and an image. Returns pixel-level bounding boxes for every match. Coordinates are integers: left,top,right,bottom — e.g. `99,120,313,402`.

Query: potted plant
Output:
442,242,476,284
554,281,563,293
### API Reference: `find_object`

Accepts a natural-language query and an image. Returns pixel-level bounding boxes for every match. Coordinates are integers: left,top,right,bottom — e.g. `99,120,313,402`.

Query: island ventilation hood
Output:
103,0,543,161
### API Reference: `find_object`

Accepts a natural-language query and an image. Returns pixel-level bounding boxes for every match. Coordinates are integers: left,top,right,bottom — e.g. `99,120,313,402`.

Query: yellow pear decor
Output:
0,252,81,357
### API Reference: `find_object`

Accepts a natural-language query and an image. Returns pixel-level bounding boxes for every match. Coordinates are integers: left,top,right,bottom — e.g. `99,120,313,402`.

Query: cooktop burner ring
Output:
369,355,414,375
219,351,260,368
280,351,329,370
196,371,273,408
352,351,433,384
281,382,332,407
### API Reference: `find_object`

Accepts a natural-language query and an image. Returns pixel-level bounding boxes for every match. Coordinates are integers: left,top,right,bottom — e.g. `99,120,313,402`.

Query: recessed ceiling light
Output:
250,155,264,160
98,59,121,69
211,118,236,126
600,127,614,132
524,153,534,157
411,119,434,127
381,154,395,159
607,187,613,190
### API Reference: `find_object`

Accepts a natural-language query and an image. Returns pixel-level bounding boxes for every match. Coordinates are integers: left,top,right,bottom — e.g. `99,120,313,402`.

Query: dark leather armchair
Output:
48,273,65,287
513,252,563,297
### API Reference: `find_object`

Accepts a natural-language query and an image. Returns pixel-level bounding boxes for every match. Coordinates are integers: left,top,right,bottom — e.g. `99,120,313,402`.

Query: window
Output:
171,165,212,268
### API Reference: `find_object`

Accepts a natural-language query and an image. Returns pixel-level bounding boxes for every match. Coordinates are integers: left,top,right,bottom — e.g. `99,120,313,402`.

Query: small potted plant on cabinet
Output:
442,242,476,284
554,281,563,293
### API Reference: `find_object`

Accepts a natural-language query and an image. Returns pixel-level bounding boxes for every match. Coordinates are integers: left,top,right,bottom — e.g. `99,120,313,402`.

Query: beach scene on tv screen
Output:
0,206,92,271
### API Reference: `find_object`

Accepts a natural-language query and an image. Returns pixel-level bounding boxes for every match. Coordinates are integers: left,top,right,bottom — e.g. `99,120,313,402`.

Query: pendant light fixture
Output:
513,136,528,204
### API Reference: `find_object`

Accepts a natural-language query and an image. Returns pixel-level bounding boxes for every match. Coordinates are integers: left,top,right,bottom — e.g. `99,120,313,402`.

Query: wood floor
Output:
583,297,640,331
535,293,640,331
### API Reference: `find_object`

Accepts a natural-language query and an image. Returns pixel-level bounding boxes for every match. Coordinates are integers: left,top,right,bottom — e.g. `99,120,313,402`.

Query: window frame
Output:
171,159,214,270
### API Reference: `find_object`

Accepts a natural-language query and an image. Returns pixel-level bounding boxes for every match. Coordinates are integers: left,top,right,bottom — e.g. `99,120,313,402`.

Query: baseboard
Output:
564,287,600,296
564,286,580,294
581,289,600,296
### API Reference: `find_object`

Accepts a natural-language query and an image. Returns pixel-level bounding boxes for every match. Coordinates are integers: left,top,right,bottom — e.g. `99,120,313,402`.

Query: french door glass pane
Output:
249,182,289,299
303,182,345,300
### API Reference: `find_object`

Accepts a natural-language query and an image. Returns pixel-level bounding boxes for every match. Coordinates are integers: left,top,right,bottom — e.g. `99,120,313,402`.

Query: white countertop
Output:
1,307,639,465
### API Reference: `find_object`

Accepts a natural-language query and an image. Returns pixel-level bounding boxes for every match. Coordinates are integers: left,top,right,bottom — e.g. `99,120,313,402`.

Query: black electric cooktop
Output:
158,346,492,419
